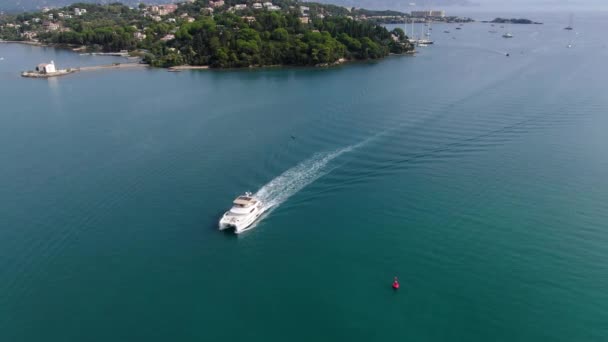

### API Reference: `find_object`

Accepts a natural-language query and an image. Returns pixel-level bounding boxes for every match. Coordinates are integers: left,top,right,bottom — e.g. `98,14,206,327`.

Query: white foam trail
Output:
255,145,354,213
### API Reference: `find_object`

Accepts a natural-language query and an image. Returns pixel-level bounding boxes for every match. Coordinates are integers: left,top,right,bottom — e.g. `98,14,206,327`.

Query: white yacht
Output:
502,33,513,38
219,192,265,233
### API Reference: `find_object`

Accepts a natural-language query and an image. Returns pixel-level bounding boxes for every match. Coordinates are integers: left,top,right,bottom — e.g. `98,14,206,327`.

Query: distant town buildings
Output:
43,21,60,31
134,32,146,40
234,4,247,10
149,4,178,15
299,17,309,24
159,4,178,16
263,2,280,11
160,34,175,42
252,2,263,9
74,8,87,16
209,1,225,8
411,10,445,18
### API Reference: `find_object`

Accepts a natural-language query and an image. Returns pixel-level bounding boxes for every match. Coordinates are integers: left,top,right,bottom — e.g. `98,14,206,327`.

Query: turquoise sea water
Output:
1,12,607,341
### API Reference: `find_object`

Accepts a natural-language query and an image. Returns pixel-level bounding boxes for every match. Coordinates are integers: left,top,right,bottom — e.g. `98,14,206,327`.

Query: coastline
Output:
168,65,210,70
0,40,46,46
10,41,414,77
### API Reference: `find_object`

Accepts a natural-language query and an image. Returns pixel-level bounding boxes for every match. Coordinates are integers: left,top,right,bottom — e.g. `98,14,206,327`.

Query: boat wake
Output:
254,145,354,217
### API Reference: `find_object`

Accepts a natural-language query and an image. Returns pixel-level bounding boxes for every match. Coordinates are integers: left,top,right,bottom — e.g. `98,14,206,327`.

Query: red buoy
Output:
392,277,400,290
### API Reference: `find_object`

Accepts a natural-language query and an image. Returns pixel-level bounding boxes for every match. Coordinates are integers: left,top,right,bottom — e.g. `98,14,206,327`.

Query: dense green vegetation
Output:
37,3,155,51
1,1,413,68
490,18,542,25
147,12,411,67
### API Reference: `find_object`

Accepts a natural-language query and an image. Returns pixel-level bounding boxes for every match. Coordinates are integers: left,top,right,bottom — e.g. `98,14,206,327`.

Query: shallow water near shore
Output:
1,11,608,341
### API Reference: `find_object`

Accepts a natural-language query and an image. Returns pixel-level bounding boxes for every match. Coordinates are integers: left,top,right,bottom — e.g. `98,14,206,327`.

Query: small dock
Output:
79,51,130,57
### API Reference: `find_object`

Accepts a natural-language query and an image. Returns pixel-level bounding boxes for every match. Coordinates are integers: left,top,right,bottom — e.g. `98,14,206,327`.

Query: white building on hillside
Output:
74,8,87,16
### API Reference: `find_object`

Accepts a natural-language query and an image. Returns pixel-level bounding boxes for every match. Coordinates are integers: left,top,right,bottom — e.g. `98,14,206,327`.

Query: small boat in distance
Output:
219,192,266,234
392,277,400,290
564,14,574,30
455,27,462,30
502,33,513,38
444,30,450,33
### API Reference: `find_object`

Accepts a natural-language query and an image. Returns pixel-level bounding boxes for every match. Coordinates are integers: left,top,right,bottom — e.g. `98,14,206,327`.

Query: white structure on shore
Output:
36,61,56,74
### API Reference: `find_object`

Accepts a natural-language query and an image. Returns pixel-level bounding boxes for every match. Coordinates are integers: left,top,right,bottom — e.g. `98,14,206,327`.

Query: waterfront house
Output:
21,31,38,39
36,61,56,74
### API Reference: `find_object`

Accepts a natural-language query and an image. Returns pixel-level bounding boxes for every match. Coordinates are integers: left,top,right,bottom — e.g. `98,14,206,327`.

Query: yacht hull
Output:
219,203,267,234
